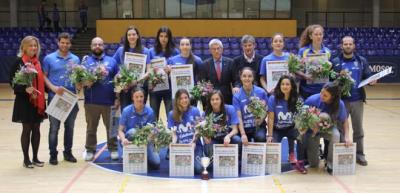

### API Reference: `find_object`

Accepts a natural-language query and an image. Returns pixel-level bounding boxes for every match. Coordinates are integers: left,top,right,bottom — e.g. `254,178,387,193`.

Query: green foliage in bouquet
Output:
150,121,172,152
131,124,153,146
195,113,226,139
331,70,355,97
294,105,321,135
287,54,304,73
306,58,336,79
190,80,214,101
148,67,166,87
247,96,267,119
112,65,138,93
12,64,38,87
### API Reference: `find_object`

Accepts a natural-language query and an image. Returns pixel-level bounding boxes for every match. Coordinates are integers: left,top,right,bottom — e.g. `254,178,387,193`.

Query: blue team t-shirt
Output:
83,54,118,106
268,95,295,129
298,44,331,95
212,104,240,138
119,105,155,135
304,94,347,122
149,47,180,60
42,51,80,99
259,52,290,76
112,46,151,66
232,85,268,129
167,106,201,144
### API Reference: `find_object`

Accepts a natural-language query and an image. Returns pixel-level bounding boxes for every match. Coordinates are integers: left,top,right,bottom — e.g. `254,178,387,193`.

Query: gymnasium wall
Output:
96,19,297,43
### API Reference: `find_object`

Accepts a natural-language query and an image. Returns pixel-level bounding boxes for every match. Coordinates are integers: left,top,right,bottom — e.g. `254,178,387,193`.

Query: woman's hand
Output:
241,134,249,145
223,136,231,146
121,138,131,146
203,137,212,145
25,86,34,94
344,136,352,147
266,136,273,143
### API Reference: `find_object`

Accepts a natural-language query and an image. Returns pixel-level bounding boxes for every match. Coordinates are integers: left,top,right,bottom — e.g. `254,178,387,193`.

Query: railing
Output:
305,11,400,28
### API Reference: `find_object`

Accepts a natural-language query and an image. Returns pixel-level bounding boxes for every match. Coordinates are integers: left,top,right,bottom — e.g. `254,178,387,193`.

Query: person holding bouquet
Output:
42,32,80,165
297,24,332,99
113,26,151,109
303,82,352,174
83,37,120,161
203,90,241,156
148,26,179,120
198,39,235,105
167,89,203,174
332,36,376,166
260,33,290,94
266,75,307,173
118,88,160,169
233,67,268,145
10,36,47,168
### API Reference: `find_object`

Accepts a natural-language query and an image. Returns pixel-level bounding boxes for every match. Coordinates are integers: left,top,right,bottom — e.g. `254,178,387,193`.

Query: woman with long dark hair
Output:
303,82,351,174
203,90,241,156
10,36,47,168
113,26,151,109
148,26,179,121
167,89,203,174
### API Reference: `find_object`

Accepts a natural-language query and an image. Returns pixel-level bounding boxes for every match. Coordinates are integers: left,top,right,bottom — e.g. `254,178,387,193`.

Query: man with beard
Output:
43,32,80,165
83,37,120,161
232,35,263,94
332,36,377,166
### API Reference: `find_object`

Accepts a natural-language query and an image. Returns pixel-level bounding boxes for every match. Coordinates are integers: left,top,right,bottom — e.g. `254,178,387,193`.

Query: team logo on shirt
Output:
277,112,292,121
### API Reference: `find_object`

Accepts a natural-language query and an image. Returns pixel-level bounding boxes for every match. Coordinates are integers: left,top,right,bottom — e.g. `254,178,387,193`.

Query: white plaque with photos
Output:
123,144,147,174
213,144,239,178
265,142,281,174
241,142,266,176
169,144,195,177
333,143,356,175
170,64,194,98
266,60,289,93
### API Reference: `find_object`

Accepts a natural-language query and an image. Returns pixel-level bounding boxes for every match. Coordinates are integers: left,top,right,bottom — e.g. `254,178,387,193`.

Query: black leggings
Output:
21,123,41,163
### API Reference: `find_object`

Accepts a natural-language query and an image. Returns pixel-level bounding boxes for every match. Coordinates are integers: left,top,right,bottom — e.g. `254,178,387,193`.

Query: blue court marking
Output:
92,138,295,179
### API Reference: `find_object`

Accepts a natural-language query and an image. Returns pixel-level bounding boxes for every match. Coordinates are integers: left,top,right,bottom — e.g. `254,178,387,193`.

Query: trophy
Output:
196,156,213,180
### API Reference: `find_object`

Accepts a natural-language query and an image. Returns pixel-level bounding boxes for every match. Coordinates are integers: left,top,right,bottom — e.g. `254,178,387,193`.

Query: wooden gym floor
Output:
0,83,399,193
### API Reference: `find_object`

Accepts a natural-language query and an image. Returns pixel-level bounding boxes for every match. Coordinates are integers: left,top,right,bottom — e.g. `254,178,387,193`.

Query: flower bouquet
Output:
247,96,267,119
91,63,109,81
112,66,138,93
195,113,226,139
317,112,333,135
149,121,172,152
148,67,166,88
129,124,153,146
190,80,214,101
12,63,41,94
294,105,321,136
332,70,355,97
305,57,335,79
287,54,305,73
66,62,96,87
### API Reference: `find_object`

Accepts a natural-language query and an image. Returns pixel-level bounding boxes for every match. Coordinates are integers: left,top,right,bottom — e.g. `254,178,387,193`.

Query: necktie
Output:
215,60,221,81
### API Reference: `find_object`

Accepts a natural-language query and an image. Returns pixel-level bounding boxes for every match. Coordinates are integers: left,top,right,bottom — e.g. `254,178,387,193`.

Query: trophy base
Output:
201,173,210,180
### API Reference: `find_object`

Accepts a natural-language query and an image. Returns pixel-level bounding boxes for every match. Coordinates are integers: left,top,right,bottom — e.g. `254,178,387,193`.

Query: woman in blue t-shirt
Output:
118,88,160,170
297,24,332,100
203,90,241,156
148,26,180,121
233,67,268,145
167,89,203,174
267,75,307,174
303,82,351,174
260,33,290,94
113,26,151,110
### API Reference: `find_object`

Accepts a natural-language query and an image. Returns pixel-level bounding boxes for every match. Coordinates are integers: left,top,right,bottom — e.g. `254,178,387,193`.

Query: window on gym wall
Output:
101,0,117,18
149,0,165,18
166,0,180,18
276,0,291,18
245,0,260,19
117,0,133,18
229,0,244,18
213,0,228,18
182,0,196,18
260,0,275,18
197,0,212,18
133,0,149,18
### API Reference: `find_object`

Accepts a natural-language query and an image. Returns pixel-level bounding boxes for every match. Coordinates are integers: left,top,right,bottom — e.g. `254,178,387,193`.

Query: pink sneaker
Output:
289,152,297,164
294,161,308,174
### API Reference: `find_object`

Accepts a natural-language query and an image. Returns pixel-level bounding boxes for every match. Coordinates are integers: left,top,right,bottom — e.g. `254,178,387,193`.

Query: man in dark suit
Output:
232,35,263,94
199,39,235,105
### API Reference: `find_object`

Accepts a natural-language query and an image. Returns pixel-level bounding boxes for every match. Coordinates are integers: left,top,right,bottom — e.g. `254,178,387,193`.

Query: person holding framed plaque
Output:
259,33,290,95
118,88,161,170
167,89,203,174
113,26,151,109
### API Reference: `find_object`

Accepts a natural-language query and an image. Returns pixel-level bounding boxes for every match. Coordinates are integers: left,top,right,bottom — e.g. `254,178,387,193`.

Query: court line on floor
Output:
60,144,107,193
272,176,286,193
333,176,354,193
118,176,129,193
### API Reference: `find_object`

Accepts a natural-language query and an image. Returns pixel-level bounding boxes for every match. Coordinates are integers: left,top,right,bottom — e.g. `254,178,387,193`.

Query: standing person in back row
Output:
43,32,80,165
83,37,119,161
332,36,376,166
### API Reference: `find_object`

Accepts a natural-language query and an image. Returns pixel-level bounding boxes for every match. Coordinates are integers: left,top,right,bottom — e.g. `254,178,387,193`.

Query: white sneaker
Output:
85,152,94,161
110,151,119,160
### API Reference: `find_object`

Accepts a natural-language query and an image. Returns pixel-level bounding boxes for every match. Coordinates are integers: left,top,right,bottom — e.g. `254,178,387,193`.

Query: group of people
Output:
10,24,375,175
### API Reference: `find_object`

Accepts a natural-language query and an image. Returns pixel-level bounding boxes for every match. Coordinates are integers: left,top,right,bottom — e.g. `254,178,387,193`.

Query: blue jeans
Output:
149,90,172,120
194,139,204,175
245,127,266,142
48,103,79,157
273,126,298,154
147,142,161,170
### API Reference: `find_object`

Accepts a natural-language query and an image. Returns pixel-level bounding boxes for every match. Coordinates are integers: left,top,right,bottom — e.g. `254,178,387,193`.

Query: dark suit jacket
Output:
232,53,263,88
199,56,235,104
